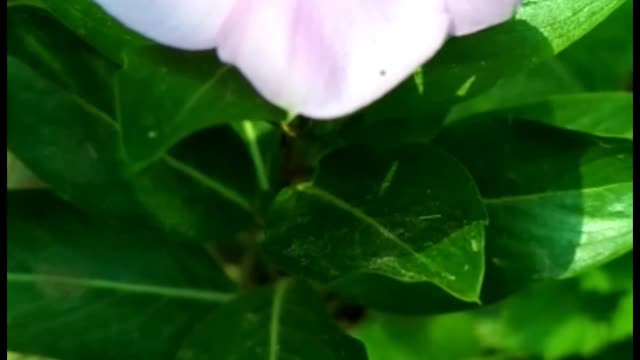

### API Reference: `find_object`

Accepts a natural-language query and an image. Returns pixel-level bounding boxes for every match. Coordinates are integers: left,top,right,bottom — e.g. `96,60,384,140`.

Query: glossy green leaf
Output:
557,0,633,91
446,58,584,125
8,55,258,242
117,46,284,167
265,144,487,302
366,0,625,125
177,281,367,360
340,115,633,315
517,0,626,53
435,118,632,300
7,190,236,360
331,274,476,315
500,92,632,140
451,92,632,140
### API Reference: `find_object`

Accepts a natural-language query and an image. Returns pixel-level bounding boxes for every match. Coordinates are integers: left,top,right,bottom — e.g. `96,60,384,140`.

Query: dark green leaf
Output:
8,55,259,242
117,46,283,167
557,0,633,91
435,118,632,301
7,0,150,63
7,190,236,360
265,144,487,302
7,6,118,115
177,281,367,360
366,0,625,126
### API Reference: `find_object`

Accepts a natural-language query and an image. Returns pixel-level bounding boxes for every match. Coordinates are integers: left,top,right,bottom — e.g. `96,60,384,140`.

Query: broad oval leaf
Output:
337,115,633,315
8,54,259,242
177,281,367,360
435,117,633,301
7,190,236,360
117,46,284,167
264,144,487,302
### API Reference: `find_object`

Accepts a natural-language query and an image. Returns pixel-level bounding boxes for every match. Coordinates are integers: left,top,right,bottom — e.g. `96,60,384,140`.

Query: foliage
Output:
7,0,632,359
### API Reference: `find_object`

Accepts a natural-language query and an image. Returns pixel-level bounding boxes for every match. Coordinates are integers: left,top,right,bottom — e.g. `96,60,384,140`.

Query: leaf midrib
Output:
7,272,235,303
294,183,428,265
483,182,632,204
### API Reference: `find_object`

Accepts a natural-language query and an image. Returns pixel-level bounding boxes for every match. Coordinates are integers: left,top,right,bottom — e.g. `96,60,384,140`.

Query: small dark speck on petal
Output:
379,69,386,76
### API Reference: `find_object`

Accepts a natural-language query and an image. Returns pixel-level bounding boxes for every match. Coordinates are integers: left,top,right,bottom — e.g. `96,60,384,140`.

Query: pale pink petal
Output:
213,0,450,119
445,0,521,36
94,1,521,119
93,0,235,50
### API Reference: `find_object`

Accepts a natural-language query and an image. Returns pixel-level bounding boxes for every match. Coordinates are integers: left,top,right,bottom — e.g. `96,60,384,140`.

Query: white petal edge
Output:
93,0,235,50
446,0,522,36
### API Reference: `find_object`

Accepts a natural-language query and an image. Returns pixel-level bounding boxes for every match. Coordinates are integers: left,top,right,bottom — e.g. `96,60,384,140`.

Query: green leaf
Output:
354,254,633,360
7,190,236,360
8,55,259,242
353,313,483,360
557,0,633,91
366,0,625,124
478,268,633,359
264,144,487,302
497,92,632,140
7,0,150,63
451,92,632,140
435,118,632,301
517,0,626,53
446,58,585,125
7,6,118,115
177,281,367,360
117,46,284,167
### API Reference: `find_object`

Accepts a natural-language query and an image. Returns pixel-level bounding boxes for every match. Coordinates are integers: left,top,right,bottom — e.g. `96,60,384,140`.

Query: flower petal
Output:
445,0,521,36
93,0,235,50
214,0,450,119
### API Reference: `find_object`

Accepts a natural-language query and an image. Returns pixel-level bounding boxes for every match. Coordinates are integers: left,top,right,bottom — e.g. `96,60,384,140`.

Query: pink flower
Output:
95,0,521,119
